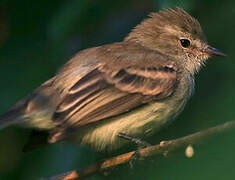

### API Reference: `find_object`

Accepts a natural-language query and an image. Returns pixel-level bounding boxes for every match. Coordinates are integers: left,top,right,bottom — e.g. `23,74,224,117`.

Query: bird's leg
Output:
117,133,151,168
117,132,151,147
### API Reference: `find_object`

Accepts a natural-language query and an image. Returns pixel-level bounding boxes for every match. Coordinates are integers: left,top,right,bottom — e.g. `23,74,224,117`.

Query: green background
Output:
0,0,234,179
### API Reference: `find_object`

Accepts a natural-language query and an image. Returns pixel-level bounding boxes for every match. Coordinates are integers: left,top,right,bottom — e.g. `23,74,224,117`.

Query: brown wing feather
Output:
50,42,178,142
53,68,146,126
99,65,177,97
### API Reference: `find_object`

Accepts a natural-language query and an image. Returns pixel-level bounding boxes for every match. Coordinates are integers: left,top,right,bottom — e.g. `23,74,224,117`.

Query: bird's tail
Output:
0,110,21,129
0,99,27,129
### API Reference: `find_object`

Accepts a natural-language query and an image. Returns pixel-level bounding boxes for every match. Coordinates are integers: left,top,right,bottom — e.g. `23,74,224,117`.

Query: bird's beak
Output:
202,46,226,56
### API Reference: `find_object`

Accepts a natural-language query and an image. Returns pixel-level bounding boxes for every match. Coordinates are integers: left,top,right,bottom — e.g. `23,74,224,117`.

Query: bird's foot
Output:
117,132,151,168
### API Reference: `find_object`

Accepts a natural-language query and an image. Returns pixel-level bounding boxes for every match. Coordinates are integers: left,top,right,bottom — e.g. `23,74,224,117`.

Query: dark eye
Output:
180,39,190,48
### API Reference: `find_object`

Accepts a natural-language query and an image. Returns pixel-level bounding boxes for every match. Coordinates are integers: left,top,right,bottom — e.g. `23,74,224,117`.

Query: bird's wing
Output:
49,42,179,142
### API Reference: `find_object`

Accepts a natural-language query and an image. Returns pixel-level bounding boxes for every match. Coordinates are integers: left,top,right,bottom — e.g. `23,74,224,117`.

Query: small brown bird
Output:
0,8,225,152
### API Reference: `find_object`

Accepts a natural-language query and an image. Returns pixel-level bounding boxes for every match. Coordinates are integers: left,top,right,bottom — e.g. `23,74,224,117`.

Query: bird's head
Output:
125,8,225,74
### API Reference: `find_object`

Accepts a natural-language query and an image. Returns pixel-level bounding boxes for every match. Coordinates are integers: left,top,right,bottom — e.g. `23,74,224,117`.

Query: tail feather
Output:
0,98,27,129
0,108,23,129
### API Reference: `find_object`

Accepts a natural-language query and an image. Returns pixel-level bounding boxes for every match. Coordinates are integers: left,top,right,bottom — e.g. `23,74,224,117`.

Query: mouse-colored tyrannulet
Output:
0,8,225,152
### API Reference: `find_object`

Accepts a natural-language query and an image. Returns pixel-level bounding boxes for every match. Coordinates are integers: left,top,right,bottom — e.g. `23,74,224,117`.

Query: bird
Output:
0,8,225,152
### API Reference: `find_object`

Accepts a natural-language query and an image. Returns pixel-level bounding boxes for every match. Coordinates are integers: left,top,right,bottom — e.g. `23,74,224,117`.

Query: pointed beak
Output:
202,46,226,56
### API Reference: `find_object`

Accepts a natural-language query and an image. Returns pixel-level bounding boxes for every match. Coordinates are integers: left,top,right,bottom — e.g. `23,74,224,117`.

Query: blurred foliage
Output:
0,0,234,179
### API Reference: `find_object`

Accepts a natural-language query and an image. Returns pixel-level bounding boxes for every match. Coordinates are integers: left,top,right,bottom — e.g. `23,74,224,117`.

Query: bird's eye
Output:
180,39,190,48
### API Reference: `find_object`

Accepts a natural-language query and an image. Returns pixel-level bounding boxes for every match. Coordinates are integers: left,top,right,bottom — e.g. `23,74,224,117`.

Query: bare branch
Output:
44,120,235,180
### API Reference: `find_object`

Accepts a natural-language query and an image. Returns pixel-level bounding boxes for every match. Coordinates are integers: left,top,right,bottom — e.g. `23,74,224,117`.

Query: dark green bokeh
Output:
0,0,234,179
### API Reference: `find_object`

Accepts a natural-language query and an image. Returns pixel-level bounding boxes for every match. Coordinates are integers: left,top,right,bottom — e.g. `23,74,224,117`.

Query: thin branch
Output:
44,120,235,180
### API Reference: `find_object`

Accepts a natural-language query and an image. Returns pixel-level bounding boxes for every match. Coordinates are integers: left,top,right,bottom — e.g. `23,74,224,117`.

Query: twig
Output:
45,120,235,180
